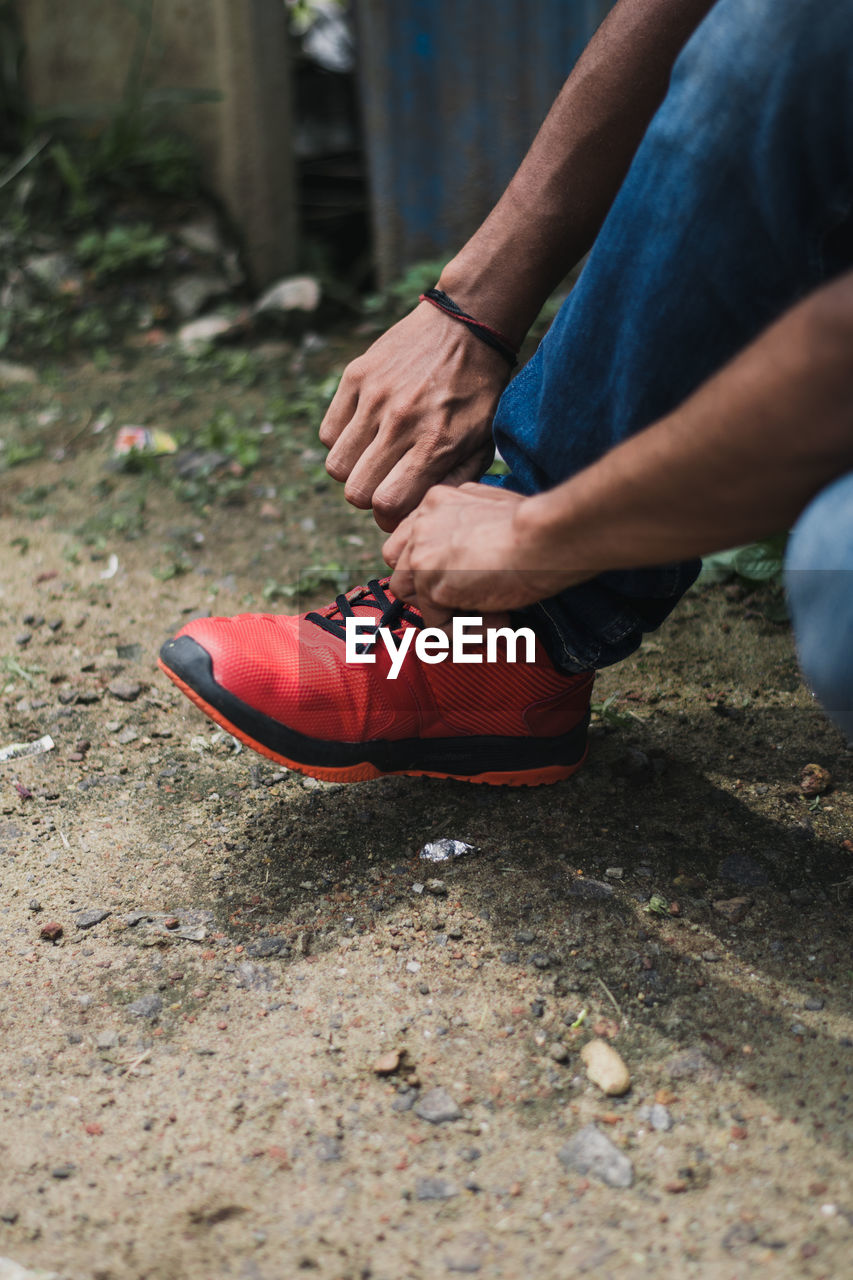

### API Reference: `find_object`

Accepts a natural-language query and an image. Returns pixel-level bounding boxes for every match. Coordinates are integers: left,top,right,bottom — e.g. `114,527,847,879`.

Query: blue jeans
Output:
488,0,853,731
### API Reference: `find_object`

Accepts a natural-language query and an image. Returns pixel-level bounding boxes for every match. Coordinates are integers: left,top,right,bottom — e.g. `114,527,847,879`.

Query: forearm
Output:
439,0,717,345
519,272,853,577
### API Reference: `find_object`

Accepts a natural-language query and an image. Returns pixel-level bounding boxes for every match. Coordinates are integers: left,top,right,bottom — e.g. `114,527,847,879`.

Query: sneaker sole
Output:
158,635,590,787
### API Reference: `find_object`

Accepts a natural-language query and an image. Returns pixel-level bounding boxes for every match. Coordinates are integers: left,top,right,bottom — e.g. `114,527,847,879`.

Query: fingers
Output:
318,366,360,449
342,419,427,514
324,404,379,490
388,565,453,630
381,513,413,569
371,439,476,531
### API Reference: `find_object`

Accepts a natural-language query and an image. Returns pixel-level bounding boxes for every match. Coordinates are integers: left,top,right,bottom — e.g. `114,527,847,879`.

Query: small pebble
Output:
803,996,824,1011
567,877,614,900
415,1176,458,1201
425,879,448,896
128,994,163,1020
40,921,63,942
712,896,753,923
108,678,143,702
580,1038,631,1096
29,899,42,913
95,1031,118,1051
800,763,831,796
649,1103,673,1131
414,1087,461,1124
316,1136,342,1162
75,908,111,929
549,1042,570,1063
558,1124,633,1188
372,1049,402,1076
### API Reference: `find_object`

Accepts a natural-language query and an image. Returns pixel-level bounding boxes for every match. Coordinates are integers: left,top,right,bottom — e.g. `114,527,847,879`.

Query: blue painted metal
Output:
355,0,615,284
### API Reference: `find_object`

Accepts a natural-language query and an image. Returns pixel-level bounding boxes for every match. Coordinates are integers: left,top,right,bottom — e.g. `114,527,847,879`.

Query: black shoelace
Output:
306,578,423,653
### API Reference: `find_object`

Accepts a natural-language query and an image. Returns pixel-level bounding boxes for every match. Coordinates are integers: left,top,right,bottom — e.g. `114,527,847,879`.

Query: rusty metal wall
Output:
356,0,615,286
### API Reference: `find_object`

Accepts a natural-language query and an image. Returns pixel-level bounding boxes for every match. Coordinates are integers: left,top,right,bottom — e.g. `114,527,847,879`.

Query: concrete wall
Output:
17,0,296,287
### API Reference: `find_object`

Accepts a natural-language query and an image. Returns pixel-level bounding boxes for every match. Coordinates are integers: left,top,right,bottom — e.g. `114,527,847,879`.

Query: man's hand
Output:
319,303,510,532
382,482,580,626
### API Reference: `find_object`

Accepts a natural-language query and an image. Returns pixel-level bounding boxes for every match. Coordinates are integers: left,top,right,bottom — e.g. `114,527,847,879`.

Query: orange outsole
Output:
157,657,587,788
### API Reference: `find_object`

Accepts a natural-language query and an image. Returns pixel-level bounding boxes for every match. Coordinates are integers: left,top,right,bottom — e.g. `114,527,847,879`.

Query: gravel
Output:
414,1087,462,1124
415,1176,458,1201
75,908,111,929
127,994,163,1020
558,1124,634,1188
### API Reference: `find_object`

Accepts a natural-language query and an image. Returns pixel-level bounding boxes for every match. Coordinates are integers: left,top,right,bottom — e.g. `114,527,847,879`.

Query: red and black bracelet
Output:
419,288,519,368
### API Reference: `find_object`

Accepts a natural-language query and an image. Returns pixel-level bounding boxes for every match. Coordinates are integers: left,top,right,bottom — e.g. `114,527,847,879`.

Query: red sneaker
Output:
158,578,594,786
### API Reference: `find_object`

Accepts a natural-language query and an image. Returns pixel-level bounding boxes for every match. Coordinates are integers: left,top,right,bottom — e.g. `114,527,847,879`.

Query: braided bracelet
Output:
419,287,518,368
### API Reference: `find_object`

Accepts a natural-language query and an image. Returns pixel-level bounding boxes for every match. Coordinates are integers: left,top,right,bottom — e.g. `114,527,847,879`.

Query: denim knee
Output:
785,473,853,739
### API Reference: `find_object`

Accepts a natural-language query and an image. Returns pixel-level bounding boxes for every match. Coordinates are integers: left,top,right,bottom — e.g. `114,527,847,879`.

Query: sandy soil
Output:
0,346,851,1280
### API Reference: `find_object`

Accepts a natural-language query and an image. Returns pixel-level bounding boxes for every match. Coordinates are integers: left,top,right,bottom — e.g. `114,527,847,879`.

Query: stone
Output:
316,1136,342,1162
567,877,614,900
0,1258,60,1279
558,1124,634,1188
169,273,229,319
425,879,448,896
712,896,754,924
127,994,163,1020
75,909,111,929
610,748,653,784
177,313,244,353
39,921,63,942
665,1046,721,1083
415,1176,458,1201
25,251,82,295
96,1030,118,1051
580,1038,631,1096
800,763,831,796
372,1049,402,1076
549,1042,570,1063
254,275,321,314
803,996,825,1011
246,937,284,958
0,359,38,386
649,1103,673,1132
414,1087,462,1124
177,218,225,257
107,678,142,702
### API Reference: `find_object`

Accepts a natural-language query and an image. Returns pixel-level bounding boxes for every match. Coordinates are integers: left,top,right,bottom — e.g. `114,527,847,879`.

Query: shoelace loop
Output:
306,578,423,650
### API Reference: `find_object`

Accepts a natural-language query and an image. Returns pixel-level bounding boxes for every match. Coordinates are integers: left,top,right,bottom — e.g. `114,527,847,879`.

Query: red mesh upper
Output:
177,595,592,744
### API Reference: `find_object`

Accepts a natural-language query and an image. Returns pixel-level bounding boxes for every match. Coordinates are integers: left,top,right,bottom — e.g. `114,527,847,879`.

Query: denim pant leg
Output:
785,475,853,740
488,0,853,671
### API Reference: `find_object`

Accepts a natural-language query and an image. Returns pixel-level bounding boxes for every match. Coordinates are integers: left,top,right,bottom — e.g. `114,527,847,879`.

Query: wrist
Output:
514,484,603,586
437,257,535,350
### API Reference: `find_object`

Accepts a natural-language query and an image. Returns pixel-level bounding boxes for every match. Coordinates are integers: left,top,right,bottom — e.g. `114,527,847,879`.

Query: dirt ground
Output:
0,341,851,1280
